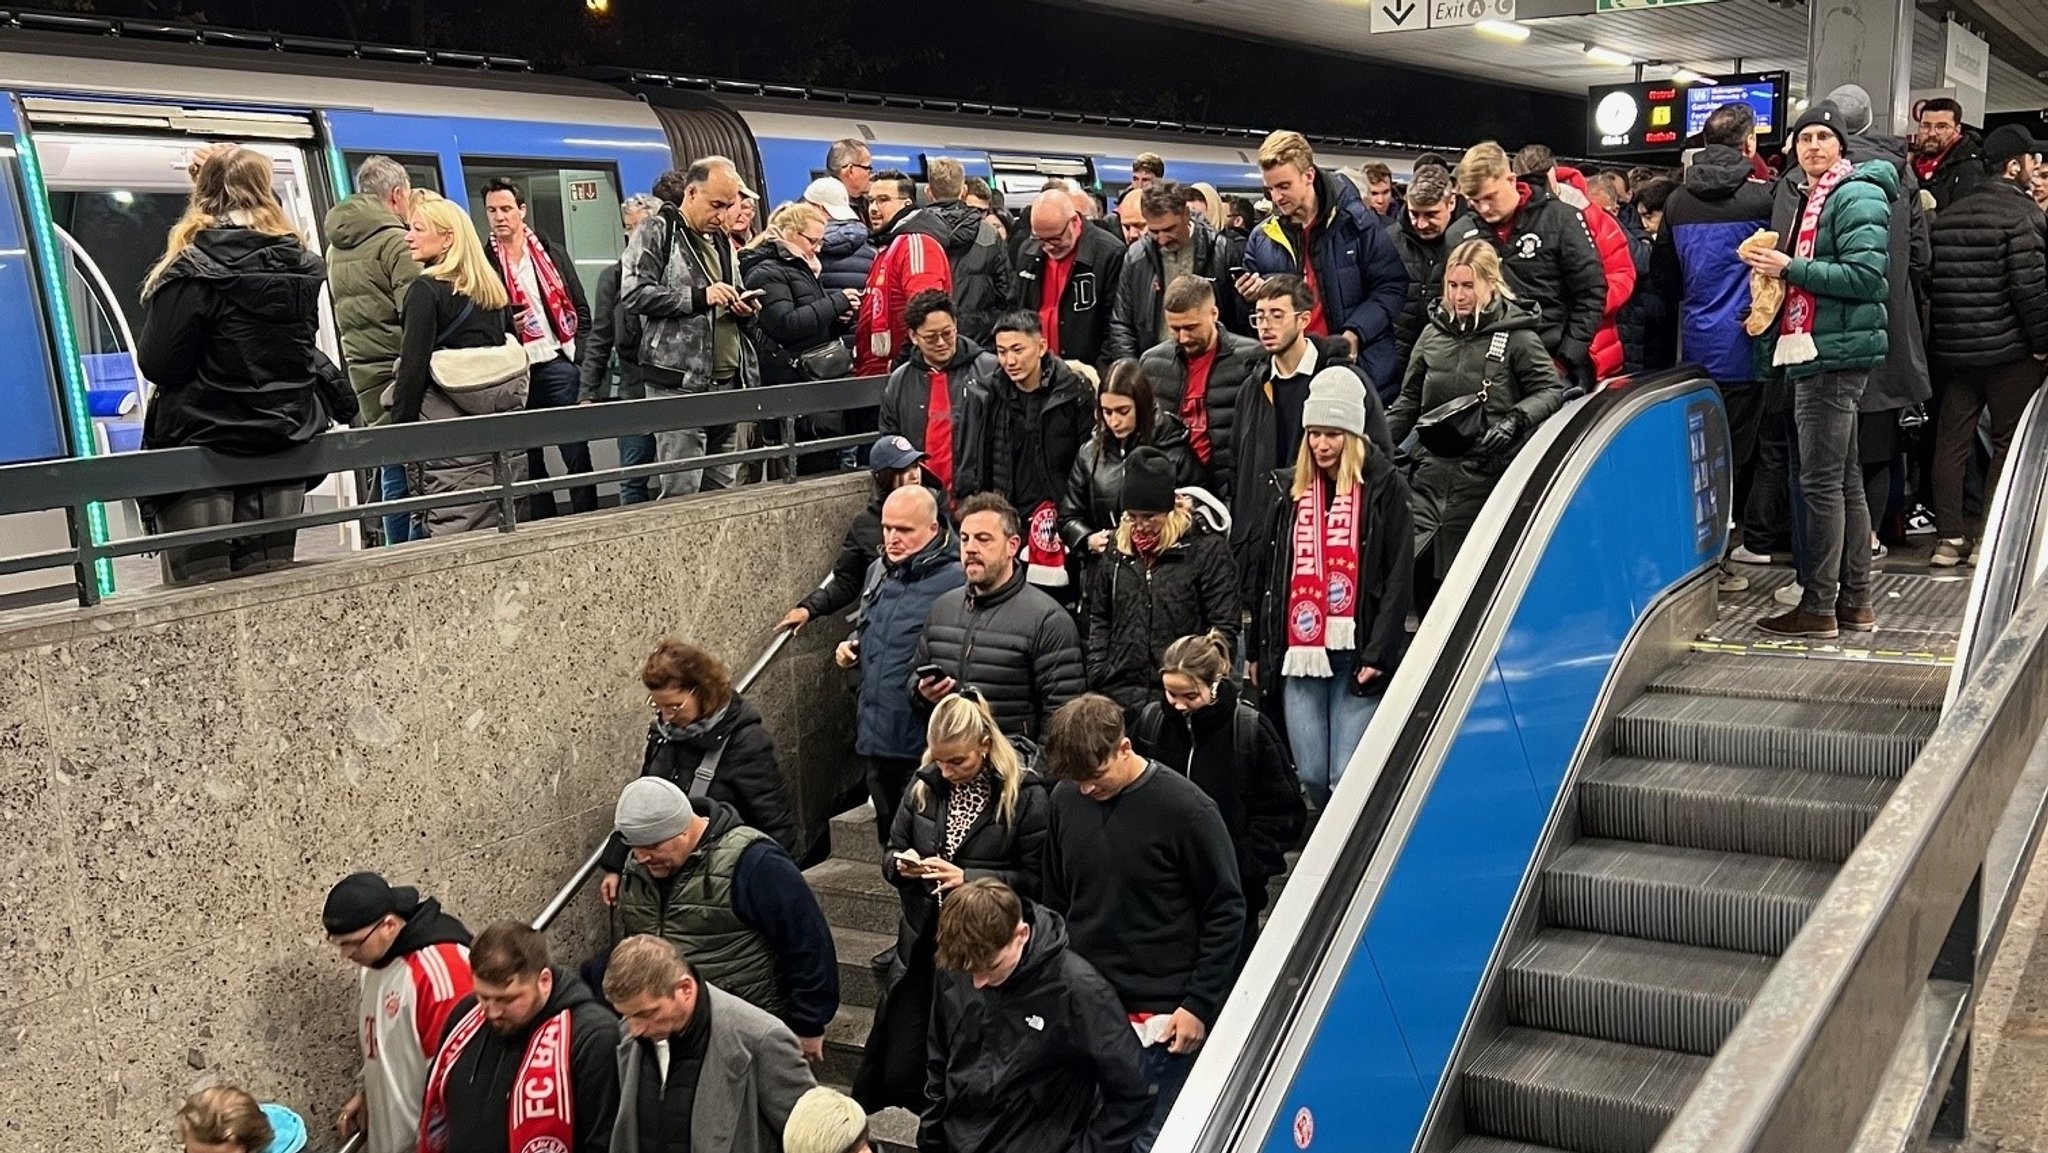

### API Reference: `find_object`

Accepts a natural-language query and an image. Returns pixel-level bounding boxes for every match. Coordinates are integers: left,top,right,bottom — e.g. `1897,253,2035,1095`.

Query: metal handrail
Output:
529,622,799,933
1654,573,2048,1153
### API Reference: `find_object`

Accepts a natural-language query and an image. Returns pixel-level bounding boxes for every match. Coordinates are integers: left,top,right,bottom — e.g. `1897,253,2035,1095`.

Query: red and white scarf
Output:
1773,159,1854,368
499,227,581,347
418,1003,575,1153
1283,477,1360,678
1025,501,1069,588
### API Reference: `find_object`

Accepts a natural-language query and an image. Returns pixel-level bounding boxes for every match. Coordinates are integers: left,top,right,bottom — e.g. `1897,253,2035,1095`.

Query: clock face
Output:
1597,91,1640,137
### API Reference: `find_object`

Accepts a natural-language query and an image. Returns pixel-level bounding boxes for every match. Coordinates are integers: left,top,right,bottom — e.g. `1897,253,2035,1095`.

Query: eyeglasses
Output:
845,162,874,173
801,232,827,246
648,694,694,720
328,926,377,952
913,326,958,343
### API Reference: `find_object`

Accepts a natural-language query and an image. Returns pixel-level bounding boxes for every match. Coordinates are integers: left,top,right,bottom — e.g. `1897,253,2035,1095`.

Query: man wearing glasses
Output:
323,872,474,1153
826,137,874,225
856,168,955,376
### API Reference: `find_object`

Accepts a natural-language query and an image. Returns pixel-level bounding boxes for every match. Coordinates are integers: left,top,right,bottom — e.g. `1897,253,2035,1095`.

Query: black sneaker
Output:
1905,505,1937,536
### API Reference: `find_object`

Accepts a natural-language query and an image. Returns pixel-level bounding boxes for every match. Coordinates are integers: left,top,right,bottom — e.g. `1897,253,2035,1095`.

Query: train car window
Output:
340,151,442,196
462,159,623,303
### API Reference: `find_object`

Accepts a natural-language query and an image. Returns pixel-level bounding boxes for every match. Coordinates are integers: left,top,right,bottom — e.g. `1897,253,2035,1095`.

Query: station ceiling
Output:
1076,0,2048,112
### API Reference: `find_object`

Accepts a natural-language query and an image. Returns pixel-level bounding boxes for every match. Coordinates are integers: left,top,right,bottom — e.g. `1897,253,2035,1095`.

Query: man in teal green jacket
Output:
1742,100,1896,641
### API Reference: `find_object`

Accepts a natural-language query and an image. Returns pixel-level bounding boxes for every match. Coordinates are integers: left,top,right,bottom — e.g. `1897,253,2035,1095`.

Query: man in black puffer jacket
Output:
1104,181,1237,363
914,493,1086,744
1141,276,1263,499
917,159,1012,347
877,292,1000,497
1914,98,1986,213
1926,124,2048,559
1388,167,1459,374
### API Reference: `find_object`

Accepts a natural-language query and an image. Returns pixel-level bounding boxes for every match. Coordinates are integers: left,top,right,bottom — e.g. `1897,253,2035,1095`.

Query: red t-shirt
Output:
1299,220,1330,337
1181,344,1217,464
1040,252,1075,356
923,368,955,492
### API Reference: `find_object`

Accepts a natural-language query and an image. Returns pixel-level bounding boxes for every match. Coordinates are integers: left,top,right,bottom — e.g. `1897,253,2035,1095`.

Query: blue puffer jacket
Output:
1242,167,1410,398
853,525,966,759
818,216,877,296
1648,144,1775,384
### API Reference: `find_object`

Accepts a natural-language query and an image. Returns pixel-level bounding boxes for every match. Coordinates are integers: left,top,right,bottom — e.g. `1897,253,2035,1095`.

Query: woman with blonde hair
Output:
741,200,858,385
1189,180,1226,225
1246,367,1414,808
139,144,328,585
177,1085,307,1153
783,1086,871,1153
1387,238,1563,592
853,689,1050,1112
387,194,529,536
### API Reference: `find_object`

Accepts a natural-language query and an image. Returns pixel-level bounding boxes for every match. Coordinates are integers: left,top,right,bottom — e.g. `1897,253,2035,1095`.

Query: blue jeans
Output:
1283,649,1381,808
524,356,597,517
618,433,656,505
379,464,416,545
1791,369,1872,614
1134,1043,1196,1153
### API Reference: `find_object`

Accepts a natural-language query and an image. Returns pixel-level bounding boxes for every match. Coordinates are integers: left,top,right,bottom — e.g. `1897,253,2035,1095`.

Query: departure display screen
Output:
1586,71,1789,157
1686,79,1782,139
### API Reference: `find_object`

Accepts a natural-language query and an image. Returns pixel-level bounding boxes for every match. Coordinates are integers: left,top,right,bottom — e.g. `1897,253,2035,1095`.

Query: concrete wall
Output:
0,475,867,1152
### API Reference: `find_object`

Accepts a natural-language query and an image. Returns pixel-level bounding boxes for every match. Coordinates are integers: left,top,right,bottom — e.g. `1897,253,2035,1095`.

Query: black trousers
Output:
867,755,921,850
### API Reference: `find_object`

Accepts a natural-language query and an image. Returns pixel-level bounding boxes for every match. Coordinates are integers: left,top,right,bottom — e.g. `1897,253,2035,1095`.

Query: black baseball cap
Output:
1982,124,2047,171
322,872,418,936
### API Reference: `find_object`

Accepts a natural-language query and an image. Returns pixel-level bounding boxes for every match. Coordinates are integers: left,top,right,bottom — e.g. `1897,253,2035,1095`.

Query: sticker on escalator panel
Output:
1293,1106,1314,1148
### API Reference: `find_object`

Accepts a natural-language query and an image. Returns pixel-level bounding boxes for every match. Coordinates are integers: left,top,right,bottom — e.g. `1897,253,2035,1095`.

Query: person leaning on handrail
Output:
137,145,333,587
778,435,948,636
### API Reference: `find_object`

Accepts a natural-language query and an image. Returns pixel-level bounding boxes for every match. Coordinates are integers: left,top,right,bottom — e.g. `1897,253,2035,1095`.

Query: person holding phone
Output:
853,691,1051,1113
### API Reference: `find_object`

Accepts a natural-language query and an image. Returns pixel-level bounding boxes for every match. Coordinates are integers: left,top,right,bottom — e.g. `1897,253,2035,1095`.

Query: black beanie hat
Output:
1122,447,1179,515
1789,101,1848,150
322,872,420,935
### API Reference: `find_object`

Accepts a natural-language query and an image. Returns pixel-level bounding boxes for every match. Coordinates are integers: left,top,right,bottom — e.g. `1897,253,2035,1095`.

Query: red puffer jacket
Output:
1555,166,1637,381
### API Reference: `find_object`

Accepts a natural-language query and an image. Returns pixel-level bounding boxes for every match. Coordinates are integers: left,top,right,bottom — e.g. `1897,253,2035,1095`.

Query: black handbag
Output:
1414,386,1488,457
793,339,855,381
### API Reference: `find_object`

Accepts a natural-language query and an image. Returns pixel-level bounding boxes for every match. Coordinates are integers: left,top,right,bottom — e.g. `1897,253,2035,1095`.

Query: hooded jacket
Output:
1085,525,1240,717
599,692,802,871
1058,414,1202,548
1131,678,1305,901
359,900,473,1153
915,564,1087,743
1446,181,1608,384
1649,143,1776,383
324,193,422,423
921,902,1150,1153
1554,166,1638,380
431,968,620,1153
797,480,952,622
1762,159,1901,381
1012,221,1128,367
1140,329,1265,498
1922,128,1987,212
878,337,1002,473
913,200,1014,347
1388,212,1452,373
621,206,763,390
1928,179,2048,366
1242,167,1412,393
817,215,877,296
741,238,855,384
951,355,1097,509
1104,218,1237,362
138,228,329,458
854,525,967,759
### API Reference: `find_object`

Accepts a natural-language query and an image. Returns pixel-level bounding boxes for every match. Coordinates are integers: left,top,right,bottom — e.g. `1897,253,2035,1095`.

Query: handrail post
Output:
491,452,517,533
67,501,98,607
781,415,798,483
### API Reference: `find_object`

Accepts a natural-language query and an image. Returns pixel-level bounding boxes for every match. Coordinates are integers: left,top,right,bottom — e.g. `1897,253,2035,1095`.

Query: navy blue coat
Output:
854,527,966,759
818,216,877,296
1242,168,1411,397
1648,144,1774,383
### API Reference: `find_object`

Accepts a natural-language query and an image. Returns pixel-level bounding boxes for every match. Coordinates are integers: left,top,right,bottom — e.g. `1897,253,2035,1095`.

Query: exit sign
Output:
1598,0,1723,9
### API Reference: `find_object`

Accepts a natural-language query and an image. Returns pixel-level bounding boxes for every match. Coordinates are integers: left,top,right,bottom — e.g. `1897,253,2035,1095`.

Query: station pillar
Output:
1807,0,1916,136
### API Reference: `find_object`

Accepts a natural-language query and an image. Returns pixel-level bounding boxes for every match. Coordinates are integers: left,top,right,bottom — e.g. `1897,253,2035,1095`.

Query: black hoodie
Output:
921,903,1150,1153
1132,678,1305,901
903,200,1014,347
599,693,802,870
434,968,620,1153
374,898,472,968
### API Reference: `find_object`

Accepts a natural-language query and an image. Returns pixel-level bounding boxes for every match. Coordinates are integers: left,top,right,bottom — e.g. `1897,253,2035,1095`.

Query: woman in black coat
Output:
853,690,1051,1112
1132,631,1305,968
741,201,859,385
1085,447,1239,717
1060,358,1201,559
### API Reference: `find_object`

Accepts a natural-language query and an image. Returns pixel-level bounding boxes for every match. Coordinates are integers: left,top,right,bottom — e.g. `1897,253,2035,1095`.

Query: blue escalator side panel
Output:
1259,386,1729,1153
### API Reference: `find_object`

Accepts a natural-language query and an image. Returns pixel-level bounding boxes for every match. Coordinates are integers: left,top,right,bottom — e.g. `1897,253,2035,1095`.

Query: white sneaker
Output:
1729,545,1773,565
1718,572,1751,593
1872,536,1888,559
1773,583,1804,606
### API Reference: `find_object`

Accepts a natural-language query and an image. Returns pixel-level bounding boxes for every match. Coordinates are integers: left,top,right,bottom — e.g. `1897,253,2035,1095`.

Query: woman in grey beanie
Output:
1242,366,1416,808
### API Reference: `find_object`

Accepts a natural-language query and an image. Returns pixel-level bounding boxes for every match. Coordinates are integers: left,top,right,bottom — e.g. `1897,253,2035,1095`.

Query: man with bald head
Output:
1116,186,1147,245
1014,187,1126,367
837,480,964,844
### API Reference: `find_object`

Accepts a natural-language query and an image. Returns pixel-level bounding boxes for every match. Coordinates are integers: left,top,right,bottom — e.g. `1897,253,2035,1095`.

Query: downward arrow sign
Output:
1383,0,1416,23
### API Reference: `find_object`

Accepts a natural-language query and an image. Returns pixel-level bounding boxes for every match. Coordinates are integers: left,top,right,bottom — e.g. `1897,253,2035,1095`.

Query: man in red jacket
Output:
855,169,953,376
1517,147,1637,383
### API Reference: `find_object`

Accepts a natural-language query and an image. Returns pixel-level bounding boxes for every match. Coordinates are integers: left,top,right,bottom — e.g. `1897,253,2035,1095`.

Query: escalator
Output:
1160,367,2032,1153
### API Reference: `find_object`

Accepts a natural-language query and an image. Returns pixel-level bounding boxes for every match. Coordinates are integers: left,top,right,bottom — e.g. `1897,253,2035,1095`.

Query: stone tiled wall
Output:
0,476,867,1152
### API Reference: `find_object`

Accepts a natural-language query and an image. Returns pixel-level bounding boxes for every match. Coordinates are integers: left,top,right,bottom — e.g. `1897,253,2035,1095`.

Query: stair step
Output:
1465,1028,1707,1153
1504,929,1772,1057
832,924,894,1010
1543,839,1835,956
1451,1139,1575,1153
1648,653,1945,711
821,1002,874,1088
1611,693,1933,777
805,857,901,937
830,805,882,863
869,1107,919,1153
1577,757,1894,864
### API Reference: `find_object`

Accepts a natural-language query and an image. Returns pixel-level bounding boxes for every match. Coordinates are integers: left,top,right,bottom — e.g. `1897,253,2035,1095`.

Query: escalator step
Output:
1452,1139,1575,1153
1504,929,1772,1056
1648,653,1945,711
1612,693,1934,777
1578,757,1894,863
1465,1028,1707,1153
1544,839,1835,956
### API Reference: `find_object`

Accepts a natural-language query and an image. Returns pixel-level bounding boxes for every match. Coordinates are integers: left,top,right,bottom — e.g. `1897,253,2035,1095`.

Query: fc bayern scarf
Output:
1283,477,1360,678
418,1003,575,1153
1025,500,1069,588
499,227,581,347
1773,159,1854,368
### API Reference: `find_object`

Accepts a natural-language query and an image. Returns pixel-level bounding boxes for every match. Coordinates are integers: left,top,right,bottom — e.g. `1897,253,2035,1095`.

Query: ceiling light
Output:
1792,97,1809,111
1584,44,1634,67
1476,19,1531,41
1671,68,1718,84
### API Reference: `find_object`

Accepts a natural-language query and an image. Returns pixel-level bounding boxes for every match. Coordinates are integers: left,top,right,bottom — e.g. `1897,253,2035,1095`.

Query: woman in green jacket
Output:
1387,239,1564,594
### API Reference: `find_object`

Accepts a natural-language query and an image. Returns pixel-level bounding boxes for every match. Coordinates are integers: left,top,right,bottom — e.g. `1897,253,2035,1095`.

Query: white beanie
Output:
1301,366,1368,439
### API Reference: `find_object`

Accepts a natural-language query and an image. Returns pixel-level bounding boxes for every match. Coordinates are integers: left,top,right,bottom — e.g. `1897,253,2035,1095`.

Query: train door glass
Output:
340,150,442,196
462,159,622,302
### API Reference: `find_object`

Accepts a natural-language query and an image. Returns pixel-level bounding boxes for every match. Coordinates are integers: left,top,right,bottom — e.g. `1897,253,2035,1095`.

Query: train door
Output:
988,150,1097,208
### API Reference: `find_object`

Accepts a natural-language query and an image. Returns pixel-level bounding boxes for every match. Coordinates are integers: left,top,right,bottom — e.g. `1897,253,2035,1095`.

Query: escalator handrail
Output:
1654,573,2048,1153
1166,368,1726,1152
1951,377,2048,698
529,624,797,933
